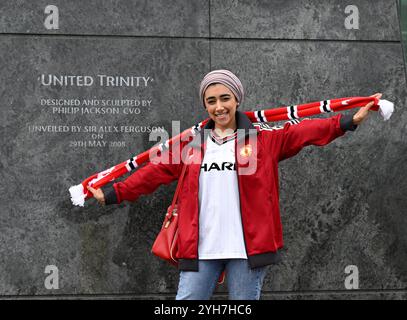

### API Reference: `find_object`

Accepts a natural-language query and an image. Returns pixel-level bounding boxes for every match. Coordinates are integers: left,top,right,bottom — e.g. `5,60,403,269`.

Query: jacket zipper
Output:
235,139,250,260
196,143,204,262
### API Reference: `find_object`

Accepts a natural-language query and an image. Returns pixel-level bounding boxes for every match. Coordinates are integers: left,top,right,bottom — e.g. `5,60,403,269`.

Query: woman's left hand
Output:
352,93,382,125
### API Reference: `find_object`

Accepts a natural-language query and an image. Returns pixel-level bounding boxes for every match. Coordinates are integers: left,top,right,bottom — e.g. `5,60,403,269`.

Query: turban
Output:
199,69,244,108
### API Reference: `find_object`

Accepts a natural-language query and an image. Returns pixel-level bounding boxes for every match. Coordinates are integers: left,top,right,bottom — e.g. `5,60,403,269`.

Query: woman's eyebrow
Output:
206,94,231,100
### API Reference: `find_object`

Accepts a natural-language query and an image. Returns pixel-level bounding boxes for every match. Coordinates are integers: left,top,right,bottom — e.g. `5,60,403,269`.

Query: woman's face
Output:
204,83,238,131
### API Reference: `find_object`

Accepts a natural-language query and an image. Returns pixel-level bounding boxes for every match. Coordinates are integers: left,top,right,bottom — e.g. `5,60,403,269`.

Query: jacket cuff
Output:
100,184,118,205
340,114,358,132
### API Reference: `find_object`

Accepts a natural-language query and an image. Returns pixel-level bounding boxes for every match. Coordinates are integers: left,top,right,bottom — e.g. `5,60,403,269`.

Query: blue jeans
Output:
175,259,268,300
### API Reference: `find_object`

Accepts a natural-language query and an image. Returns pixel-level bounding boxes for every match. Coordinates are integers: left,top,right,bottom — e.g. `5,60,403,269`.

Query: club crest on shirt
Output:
239,144,252,157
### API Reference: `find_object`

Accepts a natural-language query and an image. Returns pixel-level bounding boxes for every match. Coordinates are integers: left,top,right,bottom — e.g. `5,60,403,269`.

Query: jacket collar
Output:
189,110,256,149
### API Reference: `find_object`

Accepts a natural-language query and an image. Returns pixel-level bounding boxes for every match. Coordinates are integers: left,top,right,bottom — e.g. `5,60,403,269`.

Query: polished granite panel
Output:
211,0,400,41
210,39,407,293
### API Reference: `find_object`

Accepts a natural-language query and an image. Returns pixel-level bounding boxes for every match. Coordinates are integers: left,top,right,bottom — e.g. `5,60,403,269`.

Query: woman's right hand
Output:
87,186,105,206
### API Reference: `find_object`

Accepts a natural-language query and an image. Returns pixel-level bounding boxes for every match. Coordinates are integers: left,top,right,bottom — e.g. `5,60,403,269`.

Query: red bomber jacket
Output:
102,111,357,271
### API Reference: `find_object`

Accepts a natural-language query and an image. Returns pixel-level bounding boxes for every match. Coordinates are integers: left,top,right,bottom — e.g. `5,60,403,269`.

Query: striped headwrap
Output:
199,69,244,108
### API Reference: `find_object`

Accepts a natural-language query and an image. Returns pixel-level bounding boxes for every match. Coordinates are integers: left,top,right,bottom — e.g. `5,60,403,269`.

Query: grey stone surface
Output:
0,0,209,37
210,39,407,292
2,290,407,300
0,35,209,295
211,0,400,41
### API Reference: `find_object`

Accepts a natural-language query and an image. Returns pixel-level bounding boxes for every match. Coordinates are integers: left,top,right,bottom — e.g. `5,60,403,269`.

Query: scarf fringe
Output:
69,184,86,207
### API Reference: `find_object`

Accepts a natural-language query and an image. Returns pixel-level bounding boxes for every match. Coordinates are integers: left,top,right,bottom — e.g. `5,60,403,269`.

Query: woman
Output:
87,70,381,300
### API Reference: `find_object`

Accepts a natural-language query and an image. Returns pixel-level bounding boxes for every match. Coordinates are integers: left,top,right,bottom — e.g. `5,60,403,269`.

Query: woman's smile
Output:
215,111,229,119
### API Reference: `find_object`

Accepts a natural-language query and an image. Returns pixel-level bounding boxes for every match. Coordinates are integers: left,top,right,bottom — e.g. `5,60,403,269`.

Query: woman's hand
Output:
87,186,105,206
352,93,382,125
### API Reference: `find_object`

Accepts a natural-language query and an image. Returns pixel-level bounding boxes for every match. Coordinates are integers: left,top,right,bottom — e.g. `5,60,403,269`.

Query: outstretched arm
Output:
87,147,184,206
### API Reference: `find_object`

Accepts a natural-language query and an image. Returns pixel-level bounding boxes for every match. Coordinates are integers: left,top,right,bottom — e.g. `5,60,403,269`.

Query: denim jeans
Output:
175,259,268,300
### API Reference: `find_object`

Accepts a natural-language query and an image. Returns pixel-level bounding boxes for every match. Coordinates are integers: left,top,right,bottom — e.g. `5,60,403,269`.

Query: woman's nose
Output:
215,100,224,110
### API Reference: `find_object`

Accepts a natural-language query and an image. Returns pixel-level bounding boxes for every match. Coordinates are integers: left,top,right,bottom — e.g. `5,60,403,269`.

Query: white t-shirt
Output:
198,130,248,259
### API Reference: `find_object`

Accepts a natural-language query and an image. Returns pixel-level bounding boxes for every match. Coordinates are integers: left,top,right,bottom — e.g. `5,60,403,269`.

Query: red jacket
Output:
102,111,357,271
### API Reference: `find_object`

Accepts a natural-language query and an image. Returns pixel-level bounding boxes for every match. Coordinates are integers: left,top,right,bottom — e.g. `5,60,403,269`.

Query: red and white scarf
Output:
69,96,394,206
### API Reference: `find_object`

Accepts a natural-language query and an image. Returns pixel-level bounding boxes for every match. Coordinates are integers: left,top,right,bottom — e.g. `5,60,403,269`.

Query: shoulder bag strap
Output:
166,164,188,219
